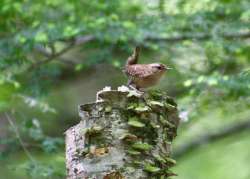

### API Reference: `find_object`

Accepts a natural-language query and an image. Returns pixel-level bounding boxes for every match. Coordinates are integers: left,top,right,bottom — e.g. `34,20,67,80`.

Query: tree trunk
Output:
65,86,180,179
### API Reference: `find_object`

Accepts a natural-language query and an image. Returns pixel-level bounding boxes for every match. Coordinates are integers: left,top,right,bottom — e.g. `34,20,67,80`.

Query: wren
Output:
124,46,171,91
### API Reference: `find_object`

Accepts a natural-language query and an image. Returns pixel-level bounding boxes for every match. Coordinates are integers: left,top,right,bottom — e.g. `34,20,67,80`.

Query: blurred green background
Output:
0,0,250,178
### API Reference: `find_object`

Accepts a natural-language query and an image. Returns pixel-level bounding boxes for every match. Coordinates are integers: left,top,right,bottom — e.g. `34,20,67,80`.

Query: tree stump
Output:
65,86,180,179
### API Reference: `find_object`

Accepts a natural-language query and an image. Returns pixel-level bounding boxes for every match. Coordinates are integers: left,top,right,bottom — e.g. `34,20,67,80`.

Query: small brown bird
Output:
124,46,171,91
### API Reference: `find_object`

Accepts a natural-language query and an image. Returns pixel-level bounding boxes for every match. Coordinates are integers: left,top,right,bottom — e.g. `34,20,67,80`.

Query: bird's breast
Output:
133,72,165,88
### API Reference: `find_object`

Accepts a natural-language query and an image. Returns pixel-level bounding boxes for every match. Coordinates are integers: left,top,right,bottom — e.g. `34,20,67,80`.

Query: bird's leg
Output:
127,78,136,90
126,80,144,96
137,88,147,97
127,78,132,86
127,78,138,91
138,88,146,93
128,84,139,92
135,87,145,95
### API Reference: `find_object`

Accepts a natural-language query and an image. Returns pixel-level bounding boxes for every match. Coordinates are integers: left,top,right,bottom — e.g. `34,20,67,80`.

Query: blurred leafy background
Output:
0,0,250,178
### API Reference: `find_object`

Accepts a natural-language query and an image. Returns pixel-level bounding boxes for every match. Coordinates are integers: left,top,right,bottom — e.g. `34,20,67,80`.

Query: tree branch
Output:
30,31,250,71
145,31,250,42
29,35,95,71
173,119,250,159
5,113,35,162
74,35,95,45
28,46,71,71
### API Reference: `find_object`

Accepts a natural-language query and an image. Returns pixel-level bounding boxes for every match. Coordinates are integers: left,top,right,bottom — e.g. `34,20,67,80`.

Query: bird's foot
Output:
127,85,145,96
127,84,136,91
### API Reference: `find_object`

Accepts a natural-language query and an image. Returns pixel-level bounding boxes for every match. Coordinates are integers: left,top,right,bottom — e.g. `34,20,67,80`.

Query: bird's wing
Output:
125,65,154,78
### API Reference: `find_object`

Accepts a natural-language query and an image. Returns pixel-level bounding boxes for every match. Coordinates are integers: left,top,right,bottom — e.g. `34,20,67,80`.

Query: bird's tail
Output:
126,46,140,66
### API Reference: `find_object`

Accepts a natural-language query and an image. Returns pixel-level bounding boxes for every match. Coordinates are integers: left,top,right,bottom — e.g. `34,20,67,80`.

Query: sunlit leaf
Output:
132,142,153,151
35,32,48,43
144,163,161,173
128,118,145,128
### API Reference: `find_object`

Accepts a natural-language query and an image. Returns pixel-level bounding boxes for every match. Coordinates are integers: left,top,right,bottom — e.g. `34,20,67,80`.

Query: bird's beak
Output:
165,66,172,70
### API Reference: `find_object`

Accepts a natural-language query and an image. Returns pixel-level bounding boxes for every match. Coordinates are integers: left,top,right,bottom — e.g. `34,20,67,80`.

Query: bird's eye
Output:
156,66,162,70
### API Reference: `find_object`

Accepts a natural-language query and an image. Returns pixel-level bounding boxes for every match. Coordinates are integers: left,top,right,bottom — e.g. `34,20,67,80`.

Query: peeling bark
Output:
65,86,180,179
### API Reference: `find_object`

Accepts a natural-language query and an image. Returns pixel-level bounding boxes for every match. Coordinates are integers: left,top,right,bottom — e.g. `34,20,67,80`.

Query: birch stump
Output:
65,86,180,179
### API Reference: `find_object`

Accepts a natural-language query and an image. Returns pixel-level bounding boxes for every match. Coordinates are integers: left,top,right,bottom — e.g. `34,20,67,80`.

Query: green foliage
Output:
144,163,161,173
174,132,250,179
184,71,250,99
0,0,250,178
19,161,64,179
132,142,153,151
1,0,249,103
128,117,145,128
42,137,64,153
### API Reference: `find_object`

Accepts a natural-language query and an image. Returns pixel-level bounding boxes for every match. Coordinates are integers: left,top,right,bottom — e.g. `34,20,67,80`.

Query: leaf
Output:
128,119,145,128
92,126,103,132
166,120,175,128
135,105,150,112
149,90,162,99
144,163,161,173
127,149,141,155
63,26,79,37
153,154,166,163
105,106,112,112
167,171,178,176
35,31,48,43
148,100,164,107
13,81,20,89
119,133,138,141
122,21,135,29
76,148,89,157
86,125,103,135
164,157,176,165
75,64,84,71
132,142,153,151
150,121,160,129
112,60,121,68
184,79,192,87
159,115,175,128
126,103,137,110
133,160,143,166
164,103,176,109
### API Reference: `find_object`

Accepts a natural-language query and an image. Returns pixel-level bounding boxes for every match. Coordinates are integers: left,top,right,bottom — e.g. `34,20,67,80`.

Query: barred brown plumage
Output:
124,46,171,90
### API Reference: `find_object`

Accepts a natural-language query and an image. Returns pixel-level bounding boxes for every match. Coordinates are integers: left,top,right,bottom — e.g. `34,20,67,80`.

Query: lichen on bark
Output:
65,86,180,179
